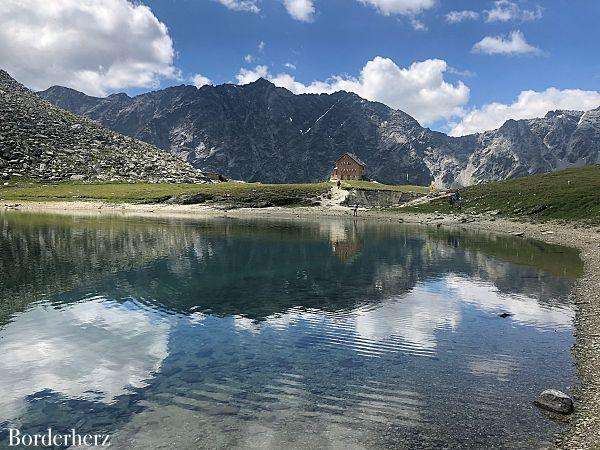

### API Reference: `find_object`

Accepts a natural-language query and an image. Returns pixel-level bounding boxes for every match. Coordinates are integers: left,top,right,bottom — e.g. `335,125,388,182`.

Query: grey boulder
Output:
534,389,574,414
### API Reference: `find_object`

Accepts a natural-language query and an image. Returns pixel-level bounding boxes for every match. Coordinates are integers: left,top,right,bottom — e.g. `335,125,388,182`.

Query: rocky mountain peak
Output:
0,69,208,183
35,72,600,186
42,85,89,97
0,70,27,92
0,69,13,82
240,78,287,102
107,92,131,101
246,77,277,89
544,109,582,119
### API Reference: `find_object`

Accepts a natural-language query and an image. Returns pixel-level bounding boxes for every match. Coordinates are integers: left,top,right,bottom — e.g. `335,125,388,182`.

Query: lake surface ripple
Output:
0,212,583,449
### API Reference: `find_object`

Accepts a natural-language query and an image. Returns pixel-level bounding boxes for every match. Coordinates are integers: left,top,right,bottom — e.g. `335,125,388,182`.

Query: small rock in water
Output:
498,312,513,318
534,389,574,415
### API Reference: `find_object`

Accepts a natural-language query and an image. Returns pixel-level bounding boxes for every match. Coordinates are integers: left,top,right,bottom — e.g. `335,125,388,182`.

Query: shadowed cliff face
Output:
39,78,600,186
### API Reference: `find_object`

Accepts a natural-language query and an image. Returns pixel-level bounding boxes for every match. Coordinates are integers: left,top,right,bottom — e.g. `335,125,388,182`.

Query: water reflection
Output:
0,211,582,448
324,220,363,263
446,276,573,329
0,298,171,421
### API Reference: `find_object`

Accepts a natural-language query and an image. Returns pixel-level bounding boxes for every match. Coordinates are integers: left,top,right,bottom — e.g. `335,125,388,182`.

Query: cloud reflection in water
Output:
0,298,171,421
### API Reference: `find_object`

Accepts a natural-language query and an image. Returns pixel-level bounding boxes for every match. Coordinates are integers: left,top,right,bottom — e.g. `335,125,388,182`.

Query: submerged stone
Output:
534,389,574,414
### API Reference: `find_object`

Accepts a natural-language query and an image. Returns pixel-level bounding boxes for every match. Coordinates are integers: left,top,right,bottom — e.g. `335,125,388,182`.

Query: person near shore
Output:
353,204,359,217
337,180,341,188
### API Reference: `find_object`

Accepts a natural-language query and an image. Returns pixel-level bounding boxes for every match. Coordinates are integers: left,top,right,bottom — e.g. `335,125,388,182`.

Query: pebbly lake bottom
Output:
0,211,585,449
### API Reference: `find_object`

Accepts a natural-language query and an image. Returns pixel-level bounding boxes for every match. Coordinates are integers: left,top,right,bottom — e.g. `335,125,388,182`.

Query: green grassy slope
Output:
0,181,331,206
2,166,598,224
405,165,600,224
0,180,429,206
340,180,429,194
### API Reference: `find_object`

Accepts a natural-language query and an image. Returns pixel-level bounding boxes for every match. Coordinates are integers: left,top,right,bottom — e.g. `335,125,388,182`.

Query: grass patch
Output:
0,180,429,206
340,180,429,194
404,165,600,224
0,181,331,206
4,166,597,224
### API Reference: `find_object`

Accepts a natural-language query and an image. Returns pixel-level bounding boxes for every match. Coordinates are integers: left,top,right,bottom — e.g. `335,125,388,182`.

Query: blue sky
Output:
1,0,599,135
147,0,599,102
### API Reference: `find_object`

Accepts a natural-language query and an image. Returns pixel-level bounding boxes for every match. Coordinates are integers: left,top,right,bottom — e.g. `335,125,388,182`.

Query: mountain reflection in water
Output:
0,212,582,448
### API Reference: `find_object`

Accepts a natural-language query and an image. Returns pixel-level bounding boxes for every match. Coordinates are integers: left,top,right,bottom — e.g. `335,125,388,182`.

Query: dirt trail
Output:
319,185,350,209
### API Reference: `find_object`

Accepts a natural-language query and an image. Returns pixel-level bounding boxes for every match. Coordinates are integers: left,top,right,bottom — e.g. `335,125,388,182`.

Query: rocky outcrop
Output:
342,189,423,208
39,77,600,187
534,389,575,415
0,70,208,183
452,111,600,186
39,80,434,185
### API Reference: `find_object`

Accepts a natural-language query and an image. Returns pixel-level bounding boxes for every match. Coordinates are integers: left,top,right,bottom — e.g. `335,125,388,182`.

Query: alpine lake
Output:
0,210,583,449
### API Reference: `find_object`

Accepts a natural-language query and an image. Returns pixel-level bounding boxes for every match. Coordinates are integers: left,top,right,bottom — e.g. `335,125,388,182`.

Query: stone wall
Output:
342,189,423,208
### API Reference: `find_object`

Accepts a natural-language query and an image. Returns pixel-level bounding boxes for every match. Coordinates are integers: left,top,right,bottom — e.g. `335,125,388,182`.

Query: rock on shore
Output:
535,389,575,415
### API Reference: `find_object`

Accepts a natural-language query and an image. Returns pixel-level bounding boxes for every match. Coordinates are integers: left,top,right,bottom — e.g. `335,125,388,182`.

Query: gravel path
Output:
5,201,600,448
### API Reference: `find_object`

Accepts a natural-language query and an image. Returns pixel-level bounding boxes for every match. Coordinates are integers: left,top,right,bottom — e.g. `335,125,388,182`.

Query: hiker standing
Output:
353,204,359,217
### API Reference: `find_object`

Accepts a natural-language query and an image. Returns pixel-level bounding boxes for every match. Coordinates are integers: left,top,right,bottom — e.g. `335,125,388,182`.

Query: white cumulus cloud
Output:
472,30,541,55
0,0,179,97
190,74,213,88
218,0,314,21
236,65,269,84
237,57,470,125
445,10,480,23
485,0,543,22
216,0,260,13
358,0,436,15
282,0,315,22
450,87,600,136
410,18,428,31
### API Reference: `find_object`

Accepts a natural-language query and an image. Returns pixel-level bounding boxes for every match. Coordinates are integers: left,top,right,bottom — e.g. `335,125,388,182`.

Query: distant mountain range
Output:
31,77,600,186
0,70,206,183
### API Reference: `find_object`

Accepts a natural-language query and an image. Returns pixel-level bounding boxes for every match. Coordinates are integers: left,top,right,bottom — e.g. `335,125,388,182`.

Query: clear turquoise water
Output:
0,212,582,448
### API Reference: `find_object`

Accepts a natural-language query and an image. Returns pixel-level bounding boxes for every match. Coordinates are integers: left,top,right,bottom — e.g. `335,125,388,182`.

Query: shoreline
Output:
3,200,600,449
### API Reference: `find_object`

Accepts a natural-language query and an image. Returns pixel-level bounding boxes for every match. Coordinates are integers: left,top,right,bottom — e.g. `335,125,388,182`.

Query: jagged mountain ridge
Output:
0,70,207,183
39,78,600,186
